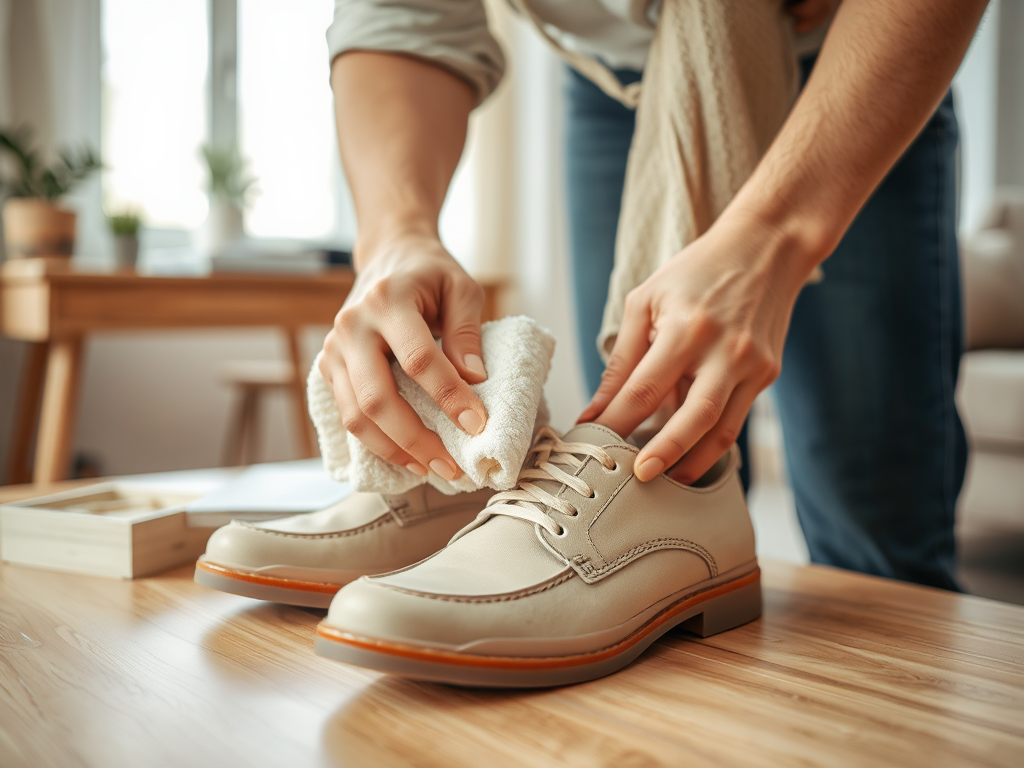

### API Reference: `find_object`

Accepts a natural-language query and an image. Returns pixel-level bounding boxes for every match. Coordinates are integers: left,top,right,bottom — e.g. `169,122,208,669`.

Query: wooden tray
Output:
1,483,212,579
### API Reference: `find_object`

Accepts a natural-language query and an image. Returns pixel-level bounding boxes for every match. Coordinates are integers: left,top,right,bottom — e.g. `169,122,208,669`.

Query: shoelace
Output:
454,426,618,540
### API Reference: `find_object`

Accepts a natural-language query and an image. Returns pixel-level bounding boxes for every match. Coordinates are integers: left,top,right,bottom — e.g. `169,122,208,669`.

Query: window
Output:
237,0,339,239
102,0,209,229
102,0,353,244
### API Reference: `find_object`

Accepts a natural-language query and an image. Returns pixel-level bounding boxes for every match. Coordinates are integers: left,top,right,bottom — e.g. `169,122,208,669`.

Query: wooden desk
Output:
1,480,1021,767
0,262,357,484
1,262,509,485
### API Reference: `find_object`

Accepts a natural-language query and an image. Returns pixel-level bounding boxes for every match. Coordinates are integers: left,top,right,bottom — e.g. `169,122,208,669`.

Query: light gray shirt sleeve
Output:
327,0,506,105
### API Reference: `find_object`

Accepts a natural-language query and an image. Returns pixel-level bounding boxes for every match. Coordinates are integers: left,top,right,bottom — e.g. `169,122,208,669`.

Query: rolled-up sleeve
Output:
327,0,506,105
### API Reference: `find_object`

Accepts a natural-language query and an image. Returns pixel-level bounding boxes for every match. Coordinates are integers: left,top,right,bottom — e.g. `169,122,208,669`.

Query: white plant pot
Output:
113,234,139,269
197,198,244,257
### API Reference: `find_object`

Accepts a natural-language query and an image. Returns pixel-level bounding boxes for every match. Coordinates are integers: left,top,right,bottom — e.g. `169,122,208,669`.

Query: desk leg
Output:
33,337,84,484
286,328,317,459
481,283,503,323
6,342,48,484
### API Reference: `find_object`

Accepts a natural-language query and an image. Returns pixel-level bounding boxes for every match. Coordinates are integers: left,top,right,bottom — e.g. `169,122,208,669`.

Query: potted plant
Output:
0,125,102,259
198,144,257,257
106,208,143,269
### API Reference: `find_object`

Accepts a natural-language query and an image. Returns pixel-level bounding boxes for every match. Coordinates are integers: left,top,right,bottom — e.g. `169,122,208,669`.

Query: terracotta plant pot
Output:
1,198,77,258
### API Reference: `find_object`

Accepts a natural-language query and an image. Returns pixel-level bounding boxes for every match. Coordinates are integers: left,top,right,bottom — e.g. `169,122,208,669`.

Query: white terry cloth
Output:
307,315,556,495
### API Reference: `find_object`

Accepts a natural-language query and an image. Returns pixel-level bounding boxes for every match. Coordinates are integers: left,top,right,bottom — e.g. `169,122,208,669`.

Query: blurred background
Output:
0,1,1021,600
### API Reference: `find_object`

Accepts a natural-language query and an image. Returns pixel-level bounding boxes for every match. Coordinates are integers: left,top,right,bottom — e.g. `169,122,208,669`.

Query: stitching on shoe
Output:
584,471,633,562
235,516,394,540
390,501,486,526
575,538,718,579
373,570,576,603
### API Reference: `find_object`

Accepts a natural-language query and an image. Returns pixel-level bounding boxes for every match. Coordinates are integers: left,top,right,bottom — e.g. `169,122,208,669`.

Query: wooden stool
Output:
219,330,317,466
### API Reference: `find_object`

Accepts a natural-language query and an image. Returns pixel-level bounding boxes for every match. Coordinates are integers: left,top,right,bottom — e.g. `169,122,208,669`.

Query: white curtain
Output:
0,0,102,482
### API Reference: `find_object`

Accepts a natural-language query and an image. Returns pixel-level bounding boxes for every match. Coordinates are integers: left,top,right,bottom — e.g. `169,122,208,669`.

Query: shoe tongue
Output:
560,422,627,448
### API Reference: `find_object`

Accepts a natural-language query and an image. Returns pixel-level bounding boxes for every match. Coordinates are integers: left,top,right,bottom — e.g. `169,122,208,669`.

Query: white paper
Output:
185,459,352,527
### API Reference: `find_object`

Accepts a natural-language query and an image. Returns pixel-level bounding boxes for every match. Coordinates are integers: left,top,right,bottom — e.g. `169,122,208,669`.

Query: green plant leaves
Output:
0,125,102,201
106,208,143,236
201,144,258,208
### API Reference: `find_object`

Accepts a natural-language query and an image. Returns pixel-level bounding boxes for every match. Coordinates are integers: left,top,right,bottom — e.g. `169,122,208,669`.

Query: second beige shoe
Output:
315,424,760,687
194,485,494,608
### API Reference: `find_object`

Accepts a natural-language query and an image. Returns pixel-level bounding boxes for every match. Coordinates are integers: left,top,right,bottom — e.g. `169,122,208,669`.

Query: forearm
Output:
331,52,474,268
727,0,988,289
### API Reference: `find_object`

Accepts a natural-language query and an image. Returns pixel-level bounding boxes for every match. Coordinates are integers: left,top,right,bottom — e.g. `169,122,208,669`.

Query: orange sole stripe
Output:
197,560,342,595
317,568,760,671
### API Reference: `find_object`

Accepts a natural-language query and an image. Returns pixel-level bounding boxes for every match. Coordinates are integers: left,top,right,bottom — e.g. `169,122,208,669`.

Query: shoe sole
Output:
314,567,761,687
194,560,343,609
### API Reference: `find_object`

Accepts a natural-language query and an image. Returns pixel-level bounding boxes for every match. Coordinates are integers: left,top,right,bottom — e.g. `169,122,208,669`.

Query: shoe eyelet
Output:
568,507,579,517
554,526,567,537
604,461,619,473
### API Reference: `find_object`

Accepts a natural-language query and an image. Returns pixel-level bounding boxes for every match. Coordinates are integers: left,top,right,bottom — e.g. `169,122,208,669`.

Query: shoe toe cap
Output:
202,522,283,570
324,577,463,647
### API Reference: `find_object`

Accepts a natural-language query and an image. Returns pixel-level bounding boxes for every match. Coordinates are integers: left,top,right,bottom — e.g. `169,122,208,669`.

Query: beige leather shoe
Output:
315,423,760,687
194,486,494,608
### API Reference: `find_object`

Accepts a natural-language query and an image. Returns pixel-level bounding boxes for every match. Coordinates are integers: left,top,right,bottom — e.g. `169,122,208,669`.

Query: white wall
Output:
75,328,326,474
954,0,1001,237
510,19,588,430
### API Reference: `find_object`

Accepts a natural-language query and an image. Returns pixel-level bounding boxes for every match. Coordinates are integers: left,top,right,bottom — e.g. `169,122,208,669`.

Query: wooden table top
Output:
2,519,1022,768
0,260,356,340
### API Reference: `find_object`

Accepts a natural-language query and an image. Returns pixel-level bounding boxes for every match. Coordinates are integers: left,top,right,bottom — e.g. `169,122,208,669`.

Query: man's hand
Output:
579,211,807,484
328,52,481,479
580,0,986,484
320,235,488,481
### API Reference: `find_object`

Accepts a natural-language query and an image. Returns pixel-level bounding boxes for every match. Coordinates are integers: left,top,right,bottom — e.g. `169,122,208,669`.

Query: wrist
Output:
710,197,830,301
354,219,440,271
719,185,839,292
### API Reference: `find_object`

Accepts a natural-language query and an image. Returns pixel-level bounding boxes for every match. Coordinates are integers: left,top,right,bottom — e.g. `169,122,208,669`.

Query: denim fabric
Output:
564,67,643,398
563,63,966,590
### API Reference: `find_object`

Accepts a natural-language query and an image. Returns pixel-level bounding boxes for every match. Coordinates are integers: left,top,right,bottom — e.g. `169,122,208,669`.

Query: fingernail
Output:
464,354,487,379
635,457,665,482
405,462,428,477
429,459,457,481
458,409,485,436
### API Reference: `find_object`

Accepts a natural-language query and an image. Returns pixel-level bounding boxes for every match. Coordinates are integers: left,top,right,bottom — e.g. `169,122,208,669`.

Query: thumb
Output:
441,278,487,384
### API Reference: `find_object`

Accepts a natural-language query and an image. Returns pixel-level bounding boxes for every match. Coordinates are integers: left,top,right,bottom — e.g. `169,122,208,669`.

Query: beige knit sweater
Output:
514,0,801,359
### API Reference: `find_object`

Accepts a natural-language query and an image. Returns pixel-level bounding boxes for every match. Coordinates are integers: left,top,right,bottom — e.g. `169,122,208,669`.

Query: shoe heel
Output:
680,578,762,638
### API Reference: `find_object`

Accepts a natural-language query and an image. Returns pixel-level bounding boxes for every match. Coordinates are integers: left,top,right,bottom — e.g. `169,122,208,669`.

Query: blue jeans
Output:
564,63,966,591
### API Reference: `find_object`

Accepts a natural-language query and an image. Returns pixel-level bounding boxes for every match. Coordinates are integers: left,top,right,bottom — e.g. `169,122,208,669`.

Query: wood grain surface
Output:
1,552,1021,767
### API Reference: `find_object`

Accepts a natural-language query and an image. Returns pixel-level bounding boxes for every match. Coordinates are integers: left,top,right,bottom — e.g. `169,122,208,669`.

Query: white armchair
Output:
956,188,1024,564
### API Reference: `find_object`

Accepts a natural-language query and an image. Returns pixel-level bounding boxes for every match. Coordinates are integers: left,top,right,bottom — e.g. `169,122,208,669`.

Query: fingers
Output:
440,276,487,384
665,382,760,485
383,311,488,438
593,332,695,442
328,355,425,475
577,293,653,425
633,364,734,482
344,340,462,480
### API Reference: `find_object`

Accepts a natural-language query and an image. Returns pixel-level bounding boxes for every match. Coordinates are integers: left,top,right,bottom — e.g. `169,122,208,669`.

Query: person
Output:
318,0,989,590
